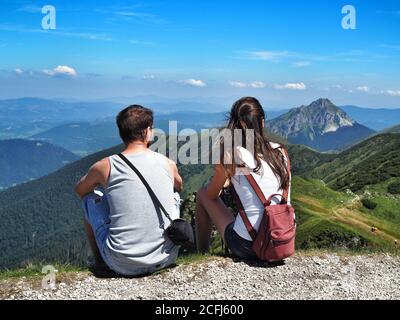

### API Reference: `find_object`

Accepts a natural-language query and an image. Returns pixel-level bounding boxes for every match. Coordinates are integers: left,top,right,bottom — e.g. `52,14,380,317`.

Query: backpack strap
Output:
230,185,257,241
117,153,173,228
246,174,286,205
246,146,291,205
280,147,291,204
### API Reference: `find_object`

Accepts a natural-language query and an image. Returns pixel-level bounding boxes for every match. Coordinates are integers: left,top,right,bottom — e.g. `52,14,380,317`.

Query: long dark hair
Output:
221,97,289,190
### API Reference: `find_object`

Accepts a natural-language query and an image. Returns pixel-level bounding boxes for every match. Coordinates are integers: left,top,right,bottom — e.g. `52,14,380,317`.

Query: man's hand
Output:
75,158,110,198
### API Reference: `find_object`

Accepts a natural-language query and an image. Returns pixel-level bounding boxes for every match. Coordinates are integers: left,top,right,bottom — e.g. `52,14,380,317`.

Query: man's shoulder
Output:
91,157,110,173
151,150,175,164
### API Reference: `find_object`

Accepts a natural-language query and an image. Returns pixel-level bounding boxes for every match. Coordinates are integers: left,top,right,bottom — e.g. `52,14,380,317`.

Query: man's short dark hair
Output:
116,105,154,144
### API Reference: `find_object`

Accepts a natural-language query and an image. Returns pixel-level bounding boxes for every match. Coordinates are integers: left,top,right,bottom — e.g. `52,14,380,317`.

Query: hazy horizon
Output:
0,95,399,111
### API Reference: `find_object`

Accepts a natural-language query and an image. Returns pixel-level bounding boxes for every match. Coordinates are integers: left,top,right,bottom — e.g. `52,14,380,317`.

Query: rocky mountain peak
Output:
269,98,356,139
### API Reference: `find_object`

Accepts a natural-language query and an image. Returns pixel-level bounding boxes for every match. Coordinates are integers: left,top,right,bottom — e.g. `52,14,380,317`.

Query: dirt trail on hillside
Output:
1,254,399,300
297,195,398,244
334,207,398,243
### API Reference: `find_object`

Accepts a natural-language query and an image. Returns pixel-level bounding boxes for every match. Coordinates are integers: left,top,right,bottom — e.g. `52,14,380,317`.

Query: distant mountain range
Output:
0,139,79,189
32,121,121,157
0,98,227,140
268,99,375,152
341,105,400,131
31,112,228,156
1,97,398,152
0,98,123,140
0,97,123,124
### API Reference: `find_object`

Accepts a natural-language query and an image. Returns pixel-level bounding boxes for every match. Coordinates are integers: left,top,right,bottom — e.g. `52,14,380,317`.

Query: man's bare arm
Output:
169,160,183,193
74,158,109,198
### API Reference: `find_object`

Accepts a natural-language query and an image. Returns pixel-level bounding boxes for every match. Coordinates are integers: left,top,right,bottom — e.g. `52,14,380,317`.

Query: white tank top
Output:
232,143,291,241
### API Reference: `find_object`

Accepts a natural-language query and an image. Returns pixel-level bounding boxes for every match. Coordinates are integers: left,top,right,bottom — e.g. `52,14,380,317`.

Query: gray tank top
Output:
103,150,179,274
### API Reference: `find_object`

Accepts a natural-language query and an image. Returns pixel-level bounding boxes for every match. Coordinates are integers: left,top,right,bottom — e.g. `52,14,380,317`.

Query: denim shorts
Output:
82,191,112,266
224,222,257,261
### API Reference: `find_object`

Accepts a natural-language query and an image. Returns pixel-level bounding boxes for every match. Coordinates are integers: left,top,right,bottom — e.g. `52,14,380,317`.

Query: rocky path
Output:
1,254,399,300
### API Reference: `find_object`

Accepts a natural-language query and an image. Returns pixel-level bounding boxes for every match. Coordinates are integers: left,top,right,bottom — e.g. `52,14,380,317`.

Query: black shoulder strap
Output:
117,153,173,226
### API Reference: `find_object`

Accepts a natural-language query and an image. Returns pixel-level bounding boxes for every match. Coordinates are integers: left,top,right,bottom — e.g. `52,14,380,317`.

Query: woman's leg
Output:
195,187,235,253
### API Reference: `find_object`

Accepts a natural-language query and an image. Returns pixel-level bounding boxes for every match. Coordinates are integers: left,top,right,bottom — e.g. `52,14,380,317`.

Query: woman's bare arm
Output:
205,164,230,200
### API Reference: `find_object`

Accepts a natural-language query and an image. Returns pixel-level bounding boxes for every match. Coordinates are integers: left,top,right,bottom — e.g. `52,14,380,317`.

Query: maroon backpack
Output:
231,149,296,262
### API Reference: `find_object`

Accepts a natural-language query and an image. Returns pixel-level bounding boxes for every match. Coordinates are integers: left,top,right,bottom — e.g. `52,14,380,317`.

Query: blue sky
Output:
0,0,400,108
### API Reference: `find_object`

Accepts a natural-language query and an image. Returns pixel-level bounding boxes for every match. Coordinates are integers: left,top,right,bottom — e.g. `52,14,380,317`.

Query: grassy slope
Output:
360,177,400,225
292,177,399,251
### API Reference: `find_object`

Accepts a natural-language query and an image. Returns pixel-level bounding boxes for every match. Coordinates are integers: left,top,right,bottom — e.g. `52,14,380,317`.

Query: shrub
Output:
388,182,400,195
361,198,378,210
299,230,369,250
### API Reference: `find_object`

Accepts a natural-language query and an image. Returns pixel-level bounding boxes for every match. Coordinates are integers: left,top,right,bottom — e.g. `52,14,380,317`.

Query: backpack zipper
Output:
270,235,295,246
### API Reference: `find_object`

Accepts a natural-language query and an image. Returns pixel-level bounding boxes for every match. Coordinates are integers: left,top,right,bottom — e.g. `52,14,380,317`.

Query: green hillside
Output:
306,133,400,192
286,144,335,175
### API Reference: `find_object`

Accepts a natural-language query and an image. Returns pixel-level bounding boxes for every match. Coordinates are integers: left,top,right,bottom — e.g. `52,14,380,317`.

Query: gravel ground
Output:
2,254,400,300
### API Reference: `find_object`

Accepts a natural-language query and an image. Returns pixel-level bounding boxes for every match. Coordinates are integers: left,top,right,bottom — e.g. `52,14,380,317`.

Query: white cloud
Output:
142,74,155,80
129,40,155,46
42,69,54,76
325,85,343,91
386,90,400,96
43,65,78,77
180,79,207,87
0,24,112,41
244,50,291,62
98,8,166,25
292,61,311,68
16,5,42,13
379,44,400,50
229,81,247,88
229,80,266,89
250,81,266,88
14,68,23,75
275,82,307,90
356,86,370,92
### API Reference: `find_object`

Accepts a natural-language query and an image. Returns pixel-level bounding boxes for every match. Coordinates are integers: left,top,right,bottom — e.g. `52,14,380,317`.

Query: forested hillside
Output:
0,139,79,189
306,133,400,192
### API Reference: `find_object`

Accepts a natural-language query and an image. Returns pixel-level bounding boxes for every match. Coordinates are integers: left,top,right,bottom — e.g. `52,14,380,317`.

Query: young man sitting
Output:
75,105,183,277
